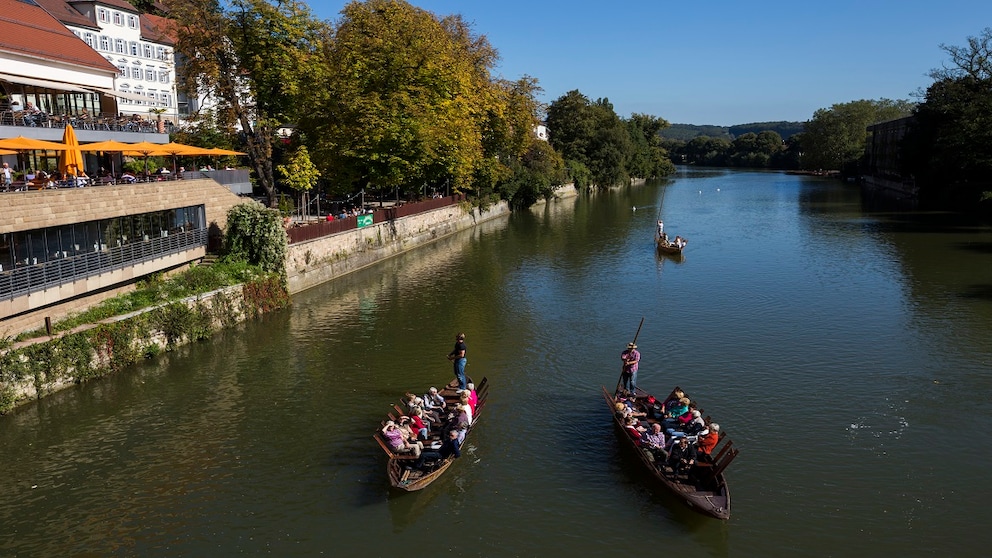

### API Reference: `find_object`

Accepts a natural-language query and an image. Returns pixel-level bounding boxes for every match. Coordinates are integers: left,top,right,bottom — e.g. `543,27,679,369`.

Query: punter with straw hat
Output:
620,341,640,394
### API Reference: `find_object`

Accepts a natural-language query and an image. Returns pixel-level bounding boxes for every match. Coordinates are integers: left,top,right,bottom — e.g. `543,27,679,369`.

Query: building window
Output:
117,64,126,76
143,44,153,59
129,42,138,56
132,67,143,80
127,15,138,29
97,8,110,23
84,33,95,48
145,69,155,81
157,47,166,60
158,71,169,84
114,39,125,54
99,36,110,51
113,12,124,26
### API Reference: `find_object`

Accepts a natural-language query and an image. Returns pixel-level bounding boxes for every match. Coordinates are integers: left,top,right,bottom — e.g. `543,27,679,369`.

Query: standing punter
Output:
620,342,640,394
447,332,467,390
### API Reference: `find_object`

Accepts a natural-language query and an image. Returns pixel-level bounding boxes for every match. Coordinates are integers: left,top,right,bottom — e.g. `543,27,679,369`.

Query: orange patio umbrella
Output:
0,136,70,151
122,141,167,175
58,124,85,177
141,142,208,174
79,139,136,177
0,148,16,156
0,136,69,179
206,147,246,156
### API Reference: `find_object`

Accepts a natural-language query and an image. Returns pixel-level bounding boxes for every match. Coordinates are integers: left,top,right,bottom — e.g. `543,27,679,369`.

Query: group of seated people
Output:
659,232,687,249
14,169,89,190
615,388,721,478
380,383,479,469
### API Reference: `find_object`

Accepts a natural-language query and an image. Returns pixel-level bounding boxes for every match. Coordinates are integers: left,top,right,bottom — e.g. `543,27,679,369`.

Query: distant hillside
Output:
660,124,731,141
729,121,804,139
660,121,804,141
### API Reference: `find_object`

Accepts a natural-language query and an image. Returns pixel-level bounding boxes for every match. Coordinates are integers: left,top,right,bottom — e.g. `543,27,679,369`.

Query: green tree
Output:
683,136,731,166
168,0,329,208
546,92,638,187
904,28,992,208
728,131,783,167
277,145,321,218
626,113,676,178
301,0,499,200
800,99,914,172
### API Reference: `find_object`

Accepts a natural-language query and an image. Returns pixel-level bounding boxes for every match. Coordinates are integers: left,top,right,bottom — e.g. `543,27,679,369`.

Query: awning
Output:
86,86,164,105
0,72,91,93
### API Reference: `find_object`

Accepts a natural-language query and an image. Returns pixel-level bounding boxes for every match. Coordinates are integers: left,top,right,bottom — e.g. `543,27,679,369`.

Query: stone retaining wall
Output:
286,200,511,294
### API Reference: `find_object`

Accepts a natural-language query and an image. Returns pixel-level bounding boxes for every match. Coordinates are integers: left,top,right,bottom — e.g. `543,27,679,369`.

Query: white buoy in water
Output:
717,188,720,192
632,206,636,211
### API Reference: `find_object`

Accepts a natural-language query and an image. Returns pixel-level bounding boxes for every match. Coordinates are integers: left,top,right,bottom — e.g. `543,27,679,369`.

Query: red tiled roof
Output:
0,0,118,74
142,13,174,45
33,0,97,29
67,0,138,13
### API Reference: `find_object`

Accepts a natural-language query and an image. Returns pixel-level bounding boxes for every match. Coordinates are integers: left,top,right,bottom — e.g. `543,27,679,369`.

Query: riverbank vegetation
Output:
162,0,676,211
157,0,989,212
0,203,290,414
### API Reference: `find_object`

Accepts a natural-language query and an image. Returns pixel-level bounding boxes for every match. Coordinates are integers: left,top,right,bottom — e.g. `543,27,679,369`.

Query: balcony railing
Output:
0,229,206,300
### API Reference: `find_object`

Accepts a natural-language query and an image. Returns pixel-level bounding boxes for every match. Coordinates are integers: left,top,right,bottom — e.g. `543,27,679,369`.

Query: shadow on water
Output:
608,436,731,556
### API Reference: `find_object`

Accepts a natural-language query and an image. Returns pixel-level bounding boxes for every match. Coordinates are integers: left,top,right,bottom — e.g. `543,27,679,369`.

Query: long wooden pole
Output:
615,317,645,393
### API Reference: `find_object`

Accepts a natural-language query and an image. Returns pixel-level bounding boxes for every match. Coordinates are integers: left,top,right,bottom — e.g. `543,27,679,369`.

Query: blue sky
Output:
310,1,992,126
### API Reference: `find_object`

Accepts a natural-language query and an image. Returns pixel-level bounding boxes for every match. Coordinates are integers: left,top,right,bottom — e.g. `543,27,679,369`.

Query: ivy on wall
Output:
0,274,289,415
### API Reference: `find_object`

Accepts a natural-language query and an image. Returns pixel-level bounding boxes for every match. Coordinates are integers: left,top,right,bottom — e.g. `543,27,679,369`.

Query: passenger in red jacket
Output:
696,423,720,456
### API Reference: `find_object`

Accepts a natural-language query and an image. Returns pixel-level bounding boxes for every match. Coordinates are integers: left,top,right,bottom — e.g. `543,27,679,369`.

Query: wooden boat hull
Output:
655,240,684,255
382,376,488,492
603,386,731,519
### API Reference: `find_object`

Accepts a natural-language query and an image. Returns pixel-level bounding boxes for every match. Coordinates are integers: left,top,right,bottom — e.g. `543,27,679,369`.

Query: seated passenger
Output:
416,428,461,468
381,421,421,458
465,382,478,414
408,409,429,441
696,423,720,456
423,386,445,413
666,436,697,476
641,422,668,462
623,416,646,445
457,391,473,425
396,416,425,454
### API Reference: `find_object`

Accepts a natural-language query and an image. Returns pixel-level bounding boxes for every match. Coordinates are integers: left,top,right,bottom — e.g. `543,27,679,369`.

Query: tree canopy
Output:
168,0,328,207
799,99,915,171
904,28,992,208
298,0,499,200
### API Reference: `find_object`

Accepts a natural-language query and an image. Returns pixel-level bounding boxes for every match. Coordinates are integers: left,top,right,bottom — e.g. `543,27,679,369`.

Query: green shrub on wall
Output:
224,203,288,276
151,301,214,347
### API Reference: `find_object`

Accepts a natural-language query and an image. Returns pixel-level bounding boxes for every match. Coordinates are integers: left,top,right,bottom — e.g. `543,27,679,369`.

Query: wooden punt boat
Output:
655,234,686,255
374,376,489,492
602,385,737,520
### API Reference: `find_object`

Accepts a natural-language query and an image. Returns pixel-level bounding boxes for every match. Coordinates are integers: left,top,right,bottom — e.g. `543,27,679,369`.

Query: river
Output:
1,167,990,557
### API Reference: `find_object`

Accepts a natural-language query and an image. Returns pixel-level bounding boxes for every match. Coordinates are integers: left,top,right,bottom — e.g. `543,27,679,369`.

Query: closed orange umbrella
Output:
59,124,85,177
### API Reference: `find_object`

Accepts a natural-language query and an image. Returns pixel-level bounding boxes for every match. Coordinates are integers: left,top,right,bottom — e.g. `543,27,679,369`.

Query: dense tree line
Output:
162,0,671,208
902,28,992,209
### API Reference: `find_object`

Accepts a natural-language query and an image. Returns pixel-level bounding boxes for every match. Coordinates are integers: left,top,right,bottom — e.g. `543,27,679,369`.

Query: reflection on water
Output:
1,169,990,556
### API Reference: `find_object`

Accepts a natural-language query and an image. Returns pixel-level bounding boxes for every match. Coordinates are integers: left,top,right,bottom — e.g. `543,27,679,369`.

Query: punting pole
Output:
615,317,645,393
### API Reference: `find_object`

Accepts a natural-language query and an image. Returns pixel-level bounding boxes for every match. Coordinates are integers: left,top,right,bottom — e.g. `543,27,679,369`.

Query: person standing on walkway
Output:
2,163,12,190
620,342,640,394
447,332,467,390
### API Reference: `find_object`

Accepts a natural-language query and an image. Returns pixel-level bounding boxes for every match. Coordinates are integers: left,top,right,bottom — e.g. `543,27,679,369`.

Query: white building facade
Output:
62,0,177,120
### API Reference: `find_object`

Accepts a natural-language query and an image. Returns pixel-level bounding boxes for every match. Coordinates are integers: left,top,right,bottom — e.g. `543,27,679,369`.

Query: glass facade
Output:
0,205,206,299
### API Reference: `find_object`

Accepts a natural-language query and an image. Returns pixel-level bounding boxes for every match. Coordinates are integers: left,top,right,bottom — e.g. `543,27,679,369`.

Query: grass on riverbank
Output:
15,259,267,342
